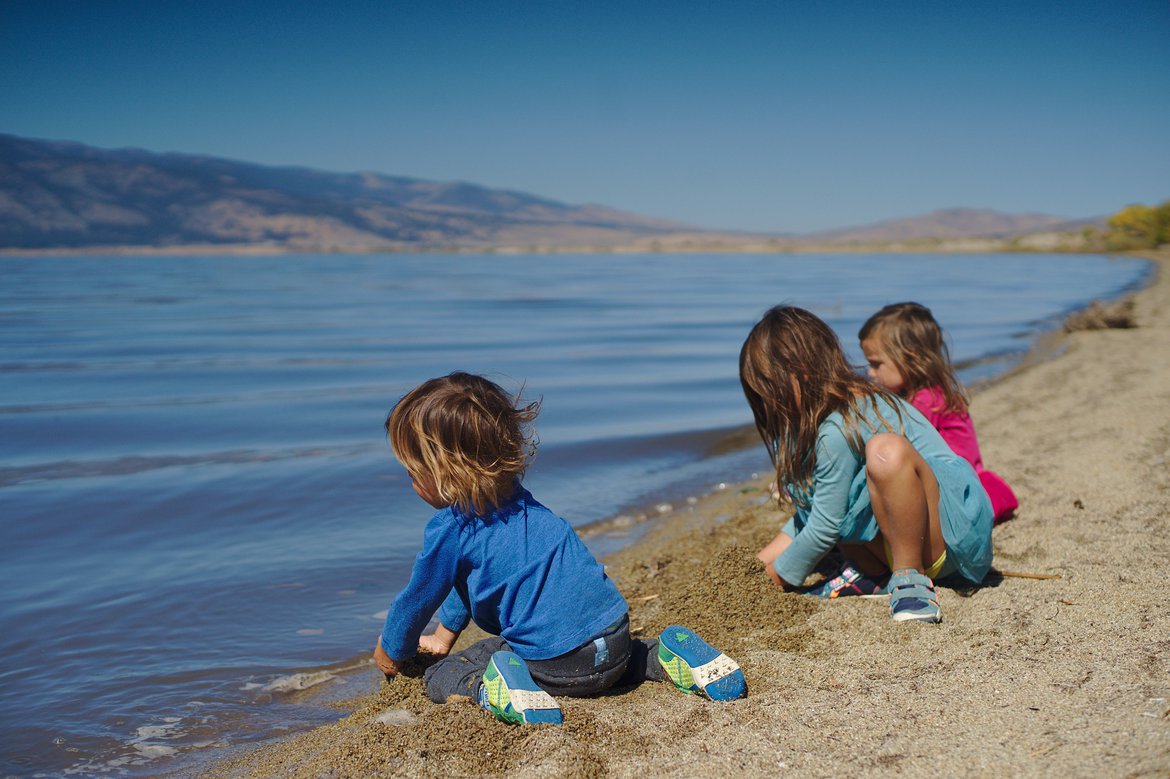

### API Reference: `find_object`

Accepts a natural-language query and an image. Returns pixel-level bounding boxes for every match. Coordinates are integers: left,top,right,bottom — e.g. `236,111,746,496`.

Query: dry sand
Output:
208,252,1170,778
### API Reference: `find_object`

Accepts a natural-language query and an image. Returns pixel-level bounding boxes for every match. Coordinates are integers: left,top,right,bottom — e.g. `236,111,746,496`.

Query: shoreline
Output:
0,242,1121,258
205,250,1169,778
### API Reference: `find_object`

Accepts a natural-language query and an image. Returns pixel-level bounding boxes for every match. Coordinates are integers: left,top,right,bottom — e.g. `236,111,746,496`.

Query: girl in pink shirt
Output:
859,303,1017,523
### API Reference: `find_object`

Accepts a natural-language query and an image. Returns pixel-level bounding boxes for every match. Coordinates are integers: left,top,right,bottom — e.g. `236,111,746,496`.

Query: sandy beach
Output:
209,251,1169,779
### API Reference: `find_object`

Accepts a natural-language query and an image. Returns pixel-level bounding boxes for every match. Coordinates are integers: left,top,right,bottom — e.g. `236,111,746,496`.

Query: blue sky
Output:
2,1,1167,232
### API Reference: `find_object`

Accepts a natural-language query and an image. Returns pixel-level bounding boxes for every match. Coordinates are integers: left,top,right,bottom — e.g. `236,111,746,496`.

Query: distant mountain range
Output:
0,134,695,251
803,209,1102,244
0,133,1104,252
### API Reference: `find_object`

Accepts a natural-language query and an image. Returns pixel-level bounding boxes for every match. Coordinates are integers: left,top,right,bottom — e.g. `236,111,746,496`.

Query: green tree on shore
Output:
1106,200,1170,249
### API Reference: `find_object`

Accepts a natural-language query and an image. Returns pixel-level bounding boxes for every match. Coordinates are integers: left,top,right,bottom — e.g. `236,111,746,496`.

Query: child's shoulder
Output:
823,390,910,424
910,385,970,420
423,504,462,534
817,408,848,434
515,489,574,528
911,385,945,403
815,410,864,456
473,487,570,531
909,385,947,413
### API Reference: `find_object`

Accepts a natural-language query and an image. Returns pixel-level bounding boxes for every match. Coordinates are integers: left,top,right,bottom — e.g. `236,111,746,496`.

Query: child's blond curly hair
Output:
385,372,539,516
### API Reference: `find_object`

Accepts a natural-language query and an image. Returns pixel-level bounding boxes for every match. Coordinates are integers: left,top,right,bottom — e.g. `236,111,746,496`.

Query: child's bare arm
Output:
418,623,460,656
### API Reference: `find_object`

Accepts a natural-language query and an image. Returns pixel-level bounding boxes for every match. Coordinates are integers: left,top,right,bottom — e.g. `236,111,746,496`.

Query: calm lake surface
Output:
0,252,1149,776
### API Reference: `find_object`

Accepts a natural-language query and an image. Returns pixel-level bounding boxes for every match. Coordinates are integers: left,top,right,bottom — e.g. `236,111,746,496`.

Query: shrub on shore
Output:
1104,199,1170,250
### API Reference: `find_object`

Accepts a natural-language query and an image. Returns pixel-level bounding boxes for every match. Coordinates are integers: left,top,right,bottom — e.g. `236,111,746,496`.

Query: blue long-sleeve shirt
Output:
380,486,629,662
774,394,993,586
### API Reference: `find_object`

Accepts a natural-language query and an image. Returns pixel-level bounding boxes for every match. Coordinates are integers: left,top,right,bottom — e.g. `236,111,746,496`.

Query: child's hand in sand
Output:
418,624,459,657
756,530,802,590
756,529,793,587
373,638,399,680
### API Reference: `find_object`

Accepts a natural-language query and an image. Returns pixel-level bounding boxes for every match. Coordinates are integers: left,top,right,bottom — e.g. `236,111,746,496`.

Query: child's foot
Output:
657,626,746,701
478,651,563,725
804,563,889,599
888,568,941,623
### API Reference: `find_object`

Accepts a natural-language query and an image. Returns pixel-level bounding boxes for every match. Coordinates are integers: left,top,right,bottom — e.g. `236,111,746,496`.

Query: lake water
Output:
0,251,1150,776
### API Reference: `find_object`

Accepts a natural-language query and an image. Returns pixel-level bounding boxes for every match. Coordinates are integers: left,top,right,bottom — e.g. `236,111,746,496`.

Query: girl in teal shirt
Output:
739,306,993,623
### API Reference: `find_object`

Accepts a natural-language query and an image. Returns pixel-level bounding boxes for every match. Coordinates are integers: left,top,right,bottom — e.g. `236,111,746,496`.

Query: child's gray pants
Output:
422,615,665,702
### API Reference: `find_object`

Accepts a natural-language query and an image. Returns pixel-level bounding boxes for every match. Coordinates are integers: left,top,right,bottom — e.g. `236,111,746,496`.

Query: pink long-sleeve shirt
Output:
909,386,1017,522
909,387,984,470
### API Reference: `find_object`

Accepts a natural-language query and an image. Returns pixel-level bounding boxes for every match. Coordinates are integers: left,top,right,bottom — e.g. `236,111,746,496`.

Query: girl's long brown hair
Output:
386,372,539,516
739,306,902,505
858,302,968,414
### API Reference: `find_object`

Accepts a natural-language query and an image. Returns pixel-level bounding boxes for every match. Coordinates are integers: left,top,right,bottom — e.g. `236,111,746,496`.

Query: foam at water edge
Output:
242,670,338,694
61,717,208,774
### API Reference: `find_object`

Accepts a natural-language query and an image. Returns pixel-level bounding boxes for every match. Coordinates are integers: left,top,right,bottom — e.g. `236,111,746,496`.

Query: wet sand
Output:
208,251,1169,778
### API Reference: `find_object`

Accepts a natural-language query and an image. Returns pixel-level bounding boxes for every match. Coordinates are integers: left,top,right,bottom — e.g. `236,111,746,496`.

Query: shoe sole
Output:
480,651,562,725
891,608,942,623
657,625,746,701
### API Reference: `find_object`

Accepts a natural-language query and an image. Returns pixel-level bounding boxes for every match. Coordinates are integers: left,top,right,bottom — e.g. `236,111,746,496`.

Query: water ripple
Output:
0,443,377,487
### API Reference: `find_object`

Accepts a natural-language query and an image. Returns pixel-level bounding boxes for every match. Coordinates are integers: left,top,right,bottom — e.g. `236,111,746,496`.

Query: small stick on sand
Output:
630,594,660,602
998,570,1063,580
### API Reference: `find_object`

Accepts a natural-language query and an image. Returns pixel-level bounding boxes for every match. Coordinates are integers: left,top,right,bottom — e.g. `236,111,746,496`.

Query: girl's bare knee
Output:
866,434,912,481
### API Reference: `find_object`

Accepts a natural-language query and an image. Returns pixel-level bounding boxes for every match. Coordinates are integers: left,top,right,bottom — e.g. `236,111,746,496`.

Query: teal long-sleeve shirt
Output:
773,394,993,586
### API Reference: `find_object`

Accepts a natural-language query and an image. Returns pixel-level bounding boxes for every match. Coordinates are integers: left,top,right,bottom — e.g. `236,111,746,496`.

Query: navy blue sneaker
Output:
478,651,563,725
657,626,746,701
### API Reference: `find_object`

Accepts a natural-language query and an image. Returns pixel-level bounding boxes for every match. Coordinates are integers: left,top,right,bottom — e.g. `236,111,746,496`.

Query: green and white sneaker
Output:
657,625,747,701
478,651,563,725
